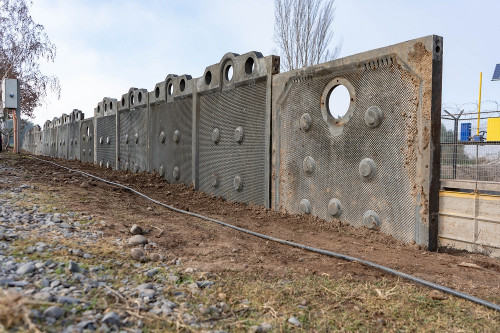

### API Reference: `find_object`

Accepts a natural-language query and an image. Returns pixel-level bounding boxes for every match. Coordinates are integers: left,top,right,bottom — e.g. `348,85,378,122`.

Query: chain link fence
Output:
441,110,500,182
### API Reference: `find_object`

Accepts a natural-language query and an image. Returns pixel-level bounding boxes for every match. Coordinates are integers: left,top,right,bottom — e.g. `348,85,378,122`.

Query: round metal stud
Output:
173,166,180,180
173,130,180,143
99,137,103,144
82,149,86,156
134,133,139,144
158,165,165,177
303,156,316,175
362,210,381,230
300,113,312,132
159,131,166,144
124,162,129,171
99,160,103,167
133,163,139,173
106,161,110,169
63,140,65,145
328,198,343,217
70,139,73,145
106,136,110,144
299,199,312,214
364,106,383,128
233,175,243,191
234,126,244,144
358,158,377,180
212,173,220,188
88,149,92,155
212,128,220,144
125,134,129,144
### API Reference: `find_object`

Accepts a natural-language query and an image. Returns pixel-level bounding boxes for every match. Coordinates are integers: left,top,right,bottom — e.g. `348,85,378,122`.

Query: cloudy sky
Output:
30,0,500,125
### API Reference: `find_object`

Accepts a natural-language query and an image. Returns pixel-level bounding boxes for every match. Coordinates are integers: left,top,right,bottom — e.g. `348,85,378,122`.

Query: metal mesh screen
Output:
149,98,193,185
56,124,68,159
67,122,80,160
96,116,116,169
198,81,268,206
80,119,94,164
119,108,148,173
277,60,421,243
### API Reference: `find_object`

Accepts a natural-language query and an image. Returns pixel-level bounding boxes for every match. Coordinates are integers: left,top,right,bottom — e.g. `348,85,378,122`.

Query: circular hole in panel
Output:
168,83,173,96
104,103,107,111
245,57,254,75
86,127,90,137
121,97,125,106
180,79,185,92
130,94,135,105
225,65,233,82
436,45,441,53
205,71,212,85
97,105,101,113
327,84,351,119
155,86,160,98
138,92,142,102
110,102,113,110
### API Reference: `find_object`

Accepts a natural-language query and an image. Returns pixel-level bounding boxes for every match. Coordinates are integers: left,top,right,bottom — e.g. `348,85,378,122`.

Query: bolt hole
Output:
205,71,212,85
168,83,173,96
436,45,441,53
225,65,233,82
245,57,254,75
155,86,160,98
327,84,351,119
180,79,185,92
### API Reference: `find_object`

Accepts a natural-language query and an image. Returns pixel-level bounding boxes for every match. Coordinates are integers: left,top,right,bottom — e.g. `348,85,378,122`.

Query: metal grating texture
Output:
56,124,68,159
199,82,268,205
149,75,194,185
197,52,277,207
67,122,81,160
48,127,57,158
96,115,116,169
118,89,149,173
41,123,50,156
80,118,94,163
273,36,442,248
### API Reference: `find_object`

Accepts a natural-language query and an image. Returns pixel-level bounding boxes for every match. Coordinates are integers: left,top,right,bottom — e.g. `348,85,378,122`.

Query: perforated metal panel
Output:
198,80,268,205
273,35,442,247
96,115,116,169
80,119,94,163
149,97,193,185
49,127,57,157
67,122,80,160
56,124,68,159
119,107,148,173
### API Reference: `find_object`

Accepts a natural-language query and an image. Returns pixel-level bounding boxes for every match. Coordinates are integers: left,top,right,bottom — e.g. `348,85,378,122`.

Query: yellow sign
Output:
487,117,500,141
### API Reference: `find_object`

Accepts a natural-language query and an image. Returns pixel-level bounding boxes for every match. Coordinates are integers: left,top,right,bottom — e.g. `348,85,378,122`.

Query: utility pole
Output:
2,79,20,153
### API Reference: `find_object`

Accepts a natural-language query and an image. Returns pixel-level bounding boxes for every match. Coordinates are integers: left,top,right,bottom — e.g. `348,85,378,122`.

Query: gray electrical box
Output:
2,78,20,109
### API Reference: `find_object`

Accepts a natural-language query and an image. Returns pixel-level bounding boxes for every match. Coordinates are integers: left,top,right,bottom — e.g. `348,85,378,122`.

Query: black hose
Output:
29,156,500,312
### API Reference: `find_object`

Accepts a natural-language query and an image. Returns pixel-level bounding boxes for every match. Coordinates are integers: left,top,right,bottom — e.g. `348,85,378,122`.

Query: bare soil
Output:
3,152,500,305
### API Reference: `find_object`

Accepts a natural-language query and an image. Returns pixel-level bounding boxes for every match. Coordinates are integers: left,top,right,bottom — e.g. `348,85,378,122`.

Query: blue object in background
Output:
460,123,471,141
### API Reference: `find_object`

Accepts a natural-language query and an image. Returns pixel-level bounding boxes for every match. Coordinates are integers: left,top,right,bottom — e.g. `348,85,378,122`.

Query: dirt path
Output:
4,152,500,305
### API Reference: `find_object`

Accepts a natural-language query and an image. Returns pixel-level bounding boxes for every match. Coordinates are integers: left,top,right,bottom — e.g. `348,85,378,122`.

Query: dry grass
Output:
0,289,40,332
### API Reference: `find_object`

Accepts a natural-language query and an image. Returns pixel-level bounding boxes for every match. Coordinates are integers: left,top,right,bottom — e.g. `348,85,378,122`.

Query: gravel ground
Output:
0,180,243,332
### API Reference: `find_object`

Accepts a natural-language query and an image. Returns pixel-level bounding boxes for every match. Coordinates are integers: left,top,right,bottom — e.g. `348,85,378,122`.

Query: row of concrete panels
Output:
22,36,443,249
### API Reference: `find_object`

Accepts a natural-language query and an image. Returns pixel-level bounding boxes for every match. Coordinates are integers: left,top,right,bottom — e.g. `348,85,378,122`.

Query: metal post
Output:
477,72,482,136
453,117,458,179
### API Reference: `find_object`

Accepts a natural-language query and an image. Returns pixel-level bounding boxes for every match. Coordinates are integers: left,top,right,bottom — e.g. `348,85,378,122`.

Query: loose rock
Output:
127,235,147,246
44,305,64,319
16,262,35,275
130,224,143,235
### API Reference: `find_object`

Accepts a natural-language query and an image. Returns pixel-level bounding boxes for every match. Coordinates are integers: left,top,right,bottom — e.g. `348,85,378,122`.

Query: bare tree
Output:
0,0,60,119
274,0,342,71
